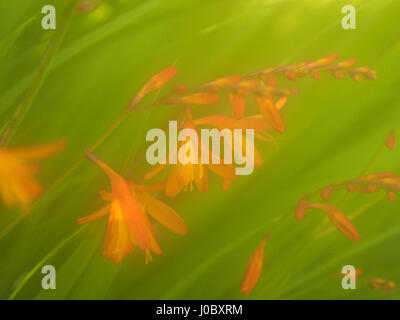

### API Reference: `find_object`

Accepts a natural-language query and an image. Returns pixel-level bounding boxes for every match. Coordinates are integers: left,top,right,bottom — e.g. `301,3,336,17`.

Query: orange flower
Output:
308,203,360,242
145,111,237,197
78,153,187,263
367,278,396,292
129,66,178,109
0,141,65,209
241,233,270,295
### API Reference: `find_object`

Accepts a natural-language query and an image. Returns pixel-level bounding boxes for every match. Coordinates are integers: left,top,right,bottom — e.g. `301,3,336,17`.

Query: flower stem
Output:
0,0,79,146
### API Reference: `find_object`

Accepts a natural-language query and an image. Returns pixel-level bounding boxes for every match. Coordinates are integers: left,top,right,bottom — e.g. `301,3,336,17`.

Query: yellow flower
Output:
0,141,65,209
78,153,187,264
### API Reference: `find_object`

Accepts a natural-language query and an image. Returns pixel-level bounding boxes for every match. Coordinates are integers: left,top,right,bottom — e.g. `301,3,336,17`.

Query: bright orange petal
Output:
207,163,237,180
102,201,135,264
137,190,188,235
201,75,242,90
309,203,360,241
306,54,339,69
166,92,220,105
77,204,111,225
87,152,161,253
360,172,394,182
230,93,246,119
260,74,276,87
275,97,287,110
241,233,270,295
254,95,285,133
165,163,185,197
130,66,178,108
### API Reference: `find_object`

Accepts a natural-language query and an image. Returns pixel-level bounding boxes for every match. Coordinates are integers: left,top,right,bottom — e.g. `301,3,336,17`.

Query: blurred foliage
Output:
0,0,400,299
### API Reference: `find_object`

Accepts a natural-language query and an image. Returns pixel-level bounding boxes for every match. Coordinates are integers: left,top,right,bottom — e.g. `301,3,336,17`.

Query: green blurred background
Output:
1,0,400,299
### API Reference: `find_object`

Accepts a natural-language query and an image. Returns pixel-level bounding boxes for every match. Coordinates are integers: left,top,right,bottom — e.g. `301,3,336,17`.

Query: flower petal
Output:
230,93,246,119
130,66,178,108
254,95,285,133
309,203,360,241
137,190,188,235
77,204,111,224
241,233,270,295
165,92,220,105
102,201,135,264
295,197,309,221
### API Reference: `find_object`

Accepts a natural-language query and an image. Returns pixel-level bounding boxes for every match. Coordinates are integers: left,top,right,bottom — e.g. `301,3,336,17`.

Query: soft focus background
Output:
1,0,400,299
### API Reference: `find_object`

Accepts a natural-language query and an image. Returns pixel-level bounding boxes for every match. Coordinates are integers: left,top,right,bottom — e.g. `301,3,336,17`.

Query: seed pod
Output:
386,131,396,150
321,186,334,201
387,191,395,202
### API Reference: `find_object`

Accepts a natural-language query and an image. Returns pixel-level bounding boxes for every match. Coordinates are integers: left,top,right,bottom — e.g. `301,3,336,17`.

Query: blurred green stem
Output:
0,0,79,146
8,225,87,300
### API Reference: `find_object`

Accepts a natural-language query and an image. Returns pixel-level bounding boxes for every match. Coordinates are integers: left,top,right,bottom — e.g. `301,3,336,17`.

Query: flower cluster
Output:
0,53,382,296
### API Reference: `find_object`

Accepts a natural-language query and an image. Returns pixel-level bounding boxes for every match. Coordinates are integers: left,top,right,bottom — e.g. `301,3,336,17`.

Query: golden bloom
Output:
78,153,187,264
0,141,65,209
241,233,270,295
145,110,237,197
